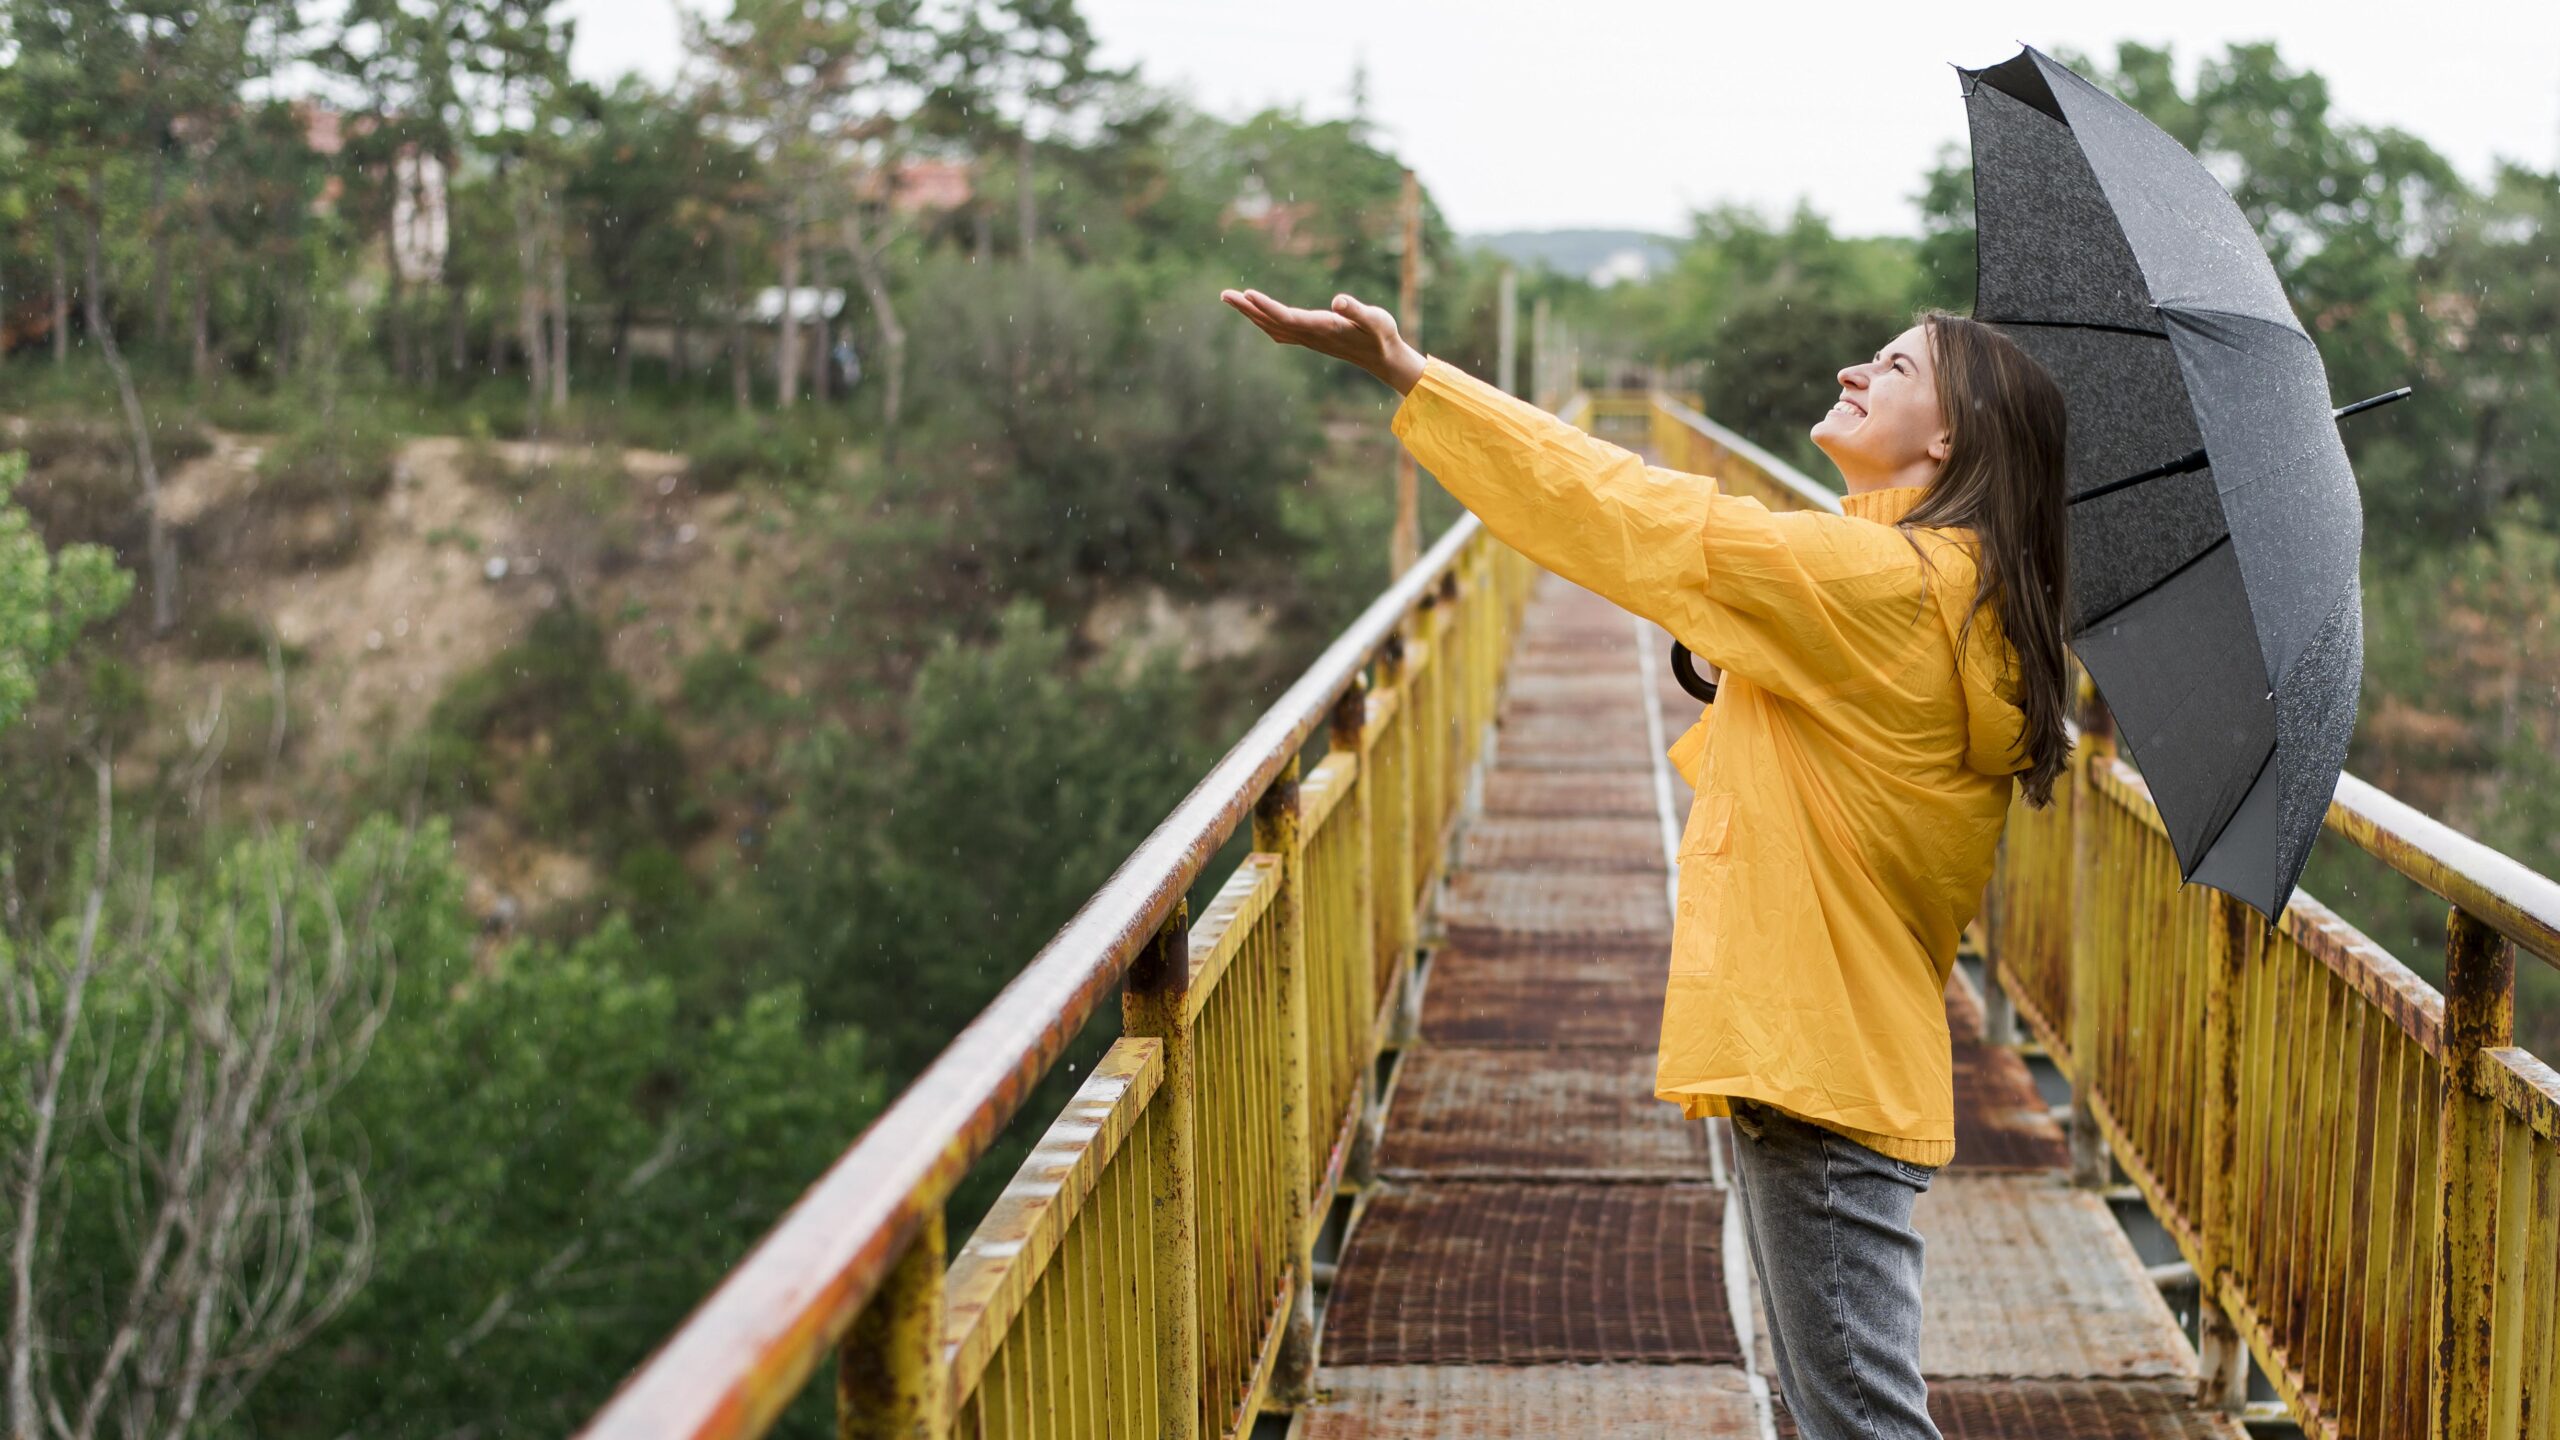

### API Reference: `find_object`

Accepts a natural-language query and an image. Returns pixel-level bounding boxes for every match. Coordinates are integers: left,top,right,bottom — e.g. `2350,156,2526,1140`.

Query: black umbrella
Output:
1957,44,2402,921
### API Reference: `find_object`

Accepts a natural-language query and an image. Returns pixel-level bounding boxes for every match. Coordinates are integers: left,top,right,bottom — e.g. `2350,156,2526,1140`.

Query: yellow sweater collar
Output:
1839,483,1931,525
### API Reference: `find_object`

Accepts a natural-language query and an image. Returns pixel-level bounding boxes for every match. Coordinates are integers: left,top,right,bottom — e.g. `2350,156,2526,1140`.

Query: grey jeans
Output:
1727,1097,1942,1440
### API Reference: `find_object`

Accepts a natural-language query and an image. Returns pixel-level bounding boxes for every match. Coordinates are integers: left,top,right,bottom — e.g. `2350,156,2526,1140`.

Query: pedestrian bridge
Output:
577,391,2560,1440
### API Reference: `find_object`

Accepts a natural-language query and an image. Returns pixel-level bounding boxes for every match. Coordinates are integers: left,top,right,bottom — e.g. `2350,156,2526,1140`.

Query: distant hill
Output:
1463,229,1682,286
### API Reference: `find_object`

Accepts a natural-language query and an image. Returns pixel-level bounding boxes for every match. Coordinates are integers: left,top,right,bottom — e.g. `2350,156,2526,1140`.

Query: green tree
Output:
0,451,131,736
243,899,881,1438
757,597,1209,1075
562,77,727,397
2425,163,2560,521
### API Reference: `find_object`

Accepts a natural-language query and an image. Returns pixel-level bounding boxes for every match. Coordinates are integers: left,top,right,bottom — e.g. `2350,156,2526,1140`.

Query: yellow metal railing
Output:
1643,389,2560,1440
576,394,1570,1440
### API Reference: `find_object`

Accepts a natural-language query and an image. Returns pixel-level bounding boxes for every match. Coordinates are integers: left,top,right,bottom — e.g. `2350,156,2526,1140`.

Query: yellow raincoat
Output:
1392,357,2032,1167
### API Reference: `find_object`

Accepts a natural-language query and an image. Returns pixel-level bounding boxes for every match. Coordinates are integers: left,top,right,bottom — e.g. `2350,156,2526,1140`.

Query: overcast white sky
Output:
563,0,2560,238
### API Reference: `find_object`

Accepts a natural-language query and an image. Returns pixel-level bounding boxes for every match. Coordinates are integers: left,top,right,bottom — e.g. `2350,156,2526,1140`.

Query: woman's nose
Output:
1837,363,1867,388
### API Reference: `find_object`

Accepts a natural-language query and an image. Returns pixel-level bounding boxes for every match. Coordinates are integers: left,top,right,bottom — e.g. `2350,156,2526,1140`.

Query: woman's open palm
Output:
1220,288,1425,395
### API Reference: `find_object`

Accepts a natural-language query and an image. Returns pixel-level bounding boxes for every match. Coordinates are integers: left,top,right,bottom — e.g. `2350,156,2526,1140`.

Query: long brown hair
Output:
1895,311,2074,808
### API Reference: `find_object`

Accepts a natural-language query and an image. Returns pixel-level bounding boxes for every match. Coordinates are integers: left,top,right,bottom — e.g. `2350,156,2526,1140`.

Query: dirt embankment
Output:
92,428,826,951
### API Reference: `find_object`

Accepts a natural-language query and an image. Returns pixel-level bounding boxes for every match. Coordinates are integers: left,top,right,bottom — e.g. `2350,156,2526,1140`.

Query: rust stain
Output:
1419,940,1668,1048
1459,816,1666,874
1378,1049,1706,1180
1440,870,1671,945
1910,1175,2197,1382
1322,1184,1739,1365
1943,978,2069,1171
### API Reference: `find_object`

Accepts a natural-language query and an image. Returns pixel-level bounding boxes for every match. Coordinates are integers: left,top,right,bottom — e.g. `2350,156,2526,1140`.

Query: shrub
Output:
423,603,707,859
679,643,783,721
257,414,399,507
685,416,831,494
181,607,278,662
906,253,1317,588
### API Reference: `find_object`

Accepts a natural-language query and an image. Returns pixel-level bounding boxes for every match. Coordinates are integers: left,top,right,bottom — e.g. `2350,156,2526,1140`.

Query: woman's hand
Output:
1220,288,1427,396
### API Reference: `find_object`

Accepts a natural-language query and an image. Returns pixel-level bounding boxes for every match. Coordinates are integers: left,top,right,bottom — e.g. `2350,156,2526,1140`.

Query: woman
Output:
1220,287,2074,1440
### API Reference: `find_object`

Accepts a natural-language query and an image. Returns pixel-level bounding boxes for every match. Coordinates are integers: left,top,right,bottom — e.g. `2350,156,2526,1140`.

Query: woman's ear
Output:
1927,428,1952,464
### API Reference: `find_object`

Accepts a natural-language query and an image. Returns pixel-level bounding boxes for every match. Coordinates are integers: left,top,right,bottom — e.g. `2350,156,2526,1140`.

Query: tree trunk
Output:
673,313,691,386
547,198,569,412
384,178,411,384
442,147,466,380
447,280,468,378
614,298,635,400
1017,132,1037,257
148,149,171,346
511,175,549,430
842,209,905,463
275,287,296,382
189,211,213,385
81,212,177,636
774,208,802,409
49,226,70,365
723,235,750,412
810,246,831,404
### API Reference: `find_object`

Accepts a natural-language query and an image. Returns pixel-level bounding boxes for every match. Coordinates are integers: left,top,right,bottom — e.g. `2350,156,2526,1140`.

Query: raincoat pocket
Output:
1678,791,1736,859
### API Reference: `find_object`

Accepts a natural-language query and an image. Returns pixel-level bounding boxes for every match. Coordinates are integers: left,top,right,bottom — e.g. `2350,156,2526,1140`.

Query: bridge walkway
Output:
1297,573,2245,1439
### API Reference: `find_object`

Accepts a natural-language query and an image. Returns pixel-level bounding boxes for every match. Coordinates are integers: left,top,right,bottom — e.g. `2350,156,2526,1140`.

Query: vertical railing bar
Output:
2329,995,2377,1420
841,1209,950,1440
2198,888,2251,1411
1333,677,1382,1188
2300,950,2343,1419
2067,686,2114,1188
2522,1136,2560,1440
2385,1030,2423,1438
1123,901,1200,1440
2434,906,2514,1440
2273,936,2313,1377
1255,757,1317,1409
1381,629,1419,1046
2360,998,2408,1437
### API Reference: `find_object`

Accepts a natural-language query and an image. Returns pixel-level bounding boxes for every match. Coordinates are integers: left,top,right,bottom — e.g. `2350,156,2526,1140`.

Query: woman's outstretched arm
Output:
1220,287,1927,708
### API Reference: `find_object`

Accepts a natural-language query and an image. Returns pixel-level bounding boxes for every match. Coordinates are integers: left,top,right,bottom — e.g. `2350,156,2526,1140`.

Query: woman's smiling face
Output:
1811,322,1953,490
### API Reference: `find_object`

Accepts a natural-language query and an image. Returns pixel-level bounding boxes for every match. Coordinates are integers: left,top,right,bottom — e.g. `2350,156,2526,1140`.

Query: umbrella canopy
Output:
1960,45,2366,922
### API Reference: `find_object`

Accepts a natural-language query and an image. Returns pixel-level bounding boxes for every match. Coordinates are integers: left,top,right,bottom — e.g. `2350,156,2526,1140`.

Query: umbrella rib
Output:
1980,316,2169,341
2073,531,2232,638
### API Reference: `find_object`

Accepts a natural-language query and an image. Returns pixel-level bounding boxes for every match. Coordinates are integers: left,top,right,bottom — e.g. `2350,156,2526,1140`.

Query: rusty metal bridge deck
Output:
1298,575,2243,1439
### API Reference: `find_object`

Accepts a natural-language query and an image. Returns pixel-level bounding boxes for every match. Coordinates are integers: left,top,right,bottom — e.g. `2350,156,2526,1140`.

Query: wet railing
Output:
1640,389,2560,1440
1993,698,2560,1440
575,395,1566,1440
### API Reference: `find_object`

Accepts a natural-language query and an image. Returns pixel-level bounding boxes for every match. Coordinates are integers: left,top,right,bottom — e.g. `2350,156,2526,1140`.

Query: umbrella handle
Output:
2333,386,2413,422
1670,642,1719,704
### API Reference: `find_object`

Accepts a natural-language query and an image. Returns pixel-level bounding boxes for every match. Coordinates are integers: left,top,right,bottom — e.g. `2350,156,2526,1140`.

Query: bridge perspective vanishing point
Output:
578,388,2560,1440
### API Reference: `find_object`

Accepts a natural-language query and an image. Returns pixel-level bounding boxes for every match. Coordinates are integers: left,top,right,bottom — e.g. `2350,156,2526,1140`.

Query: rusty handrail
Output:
2326,772,2560,966
581,398,1560,1440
